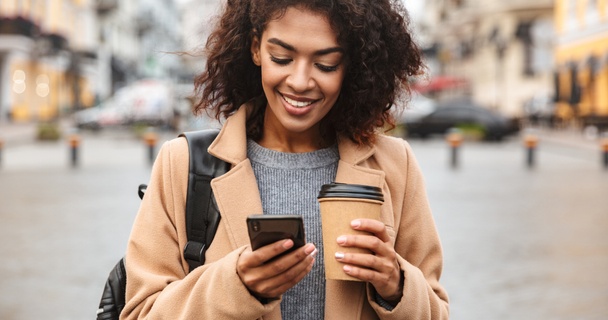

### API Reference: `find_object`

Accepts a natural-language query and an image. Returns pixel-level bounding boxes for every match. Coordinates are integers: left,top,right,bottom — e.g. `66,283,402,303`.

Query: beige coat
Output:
122,106,449,319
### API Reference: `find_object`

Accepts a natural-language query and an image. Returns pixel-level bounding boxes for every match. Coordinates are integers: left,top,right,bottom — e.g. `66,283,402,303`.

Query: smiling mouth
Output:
282,94,318,108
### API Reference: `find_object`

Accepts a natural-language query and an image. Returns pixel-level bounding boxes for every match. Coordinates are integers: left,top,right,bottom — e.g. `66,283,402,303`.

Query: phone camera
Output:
252,221,260,232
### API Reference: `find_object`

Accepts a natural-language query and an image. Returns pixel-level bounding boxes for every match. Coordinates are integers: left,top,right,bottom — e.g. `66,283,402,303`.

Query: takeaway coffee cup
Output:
317,182,384,281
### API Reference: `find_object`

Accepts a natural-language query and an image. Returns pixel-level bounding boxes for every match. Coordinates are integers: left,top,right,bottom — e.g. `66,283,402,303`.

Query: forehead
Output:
262,6,338,45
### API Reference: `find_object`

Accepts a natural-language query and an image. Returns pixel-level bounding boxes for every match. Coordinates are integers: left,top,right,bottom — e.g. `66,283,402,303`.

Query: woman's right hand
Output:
237,241,317,300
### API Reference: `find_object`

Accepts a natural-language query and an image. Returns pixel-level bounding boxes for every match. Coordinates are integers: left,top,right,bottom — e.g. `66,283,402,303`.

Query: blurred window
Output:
587,0,600,27
531,19,554,75
565,0,578,32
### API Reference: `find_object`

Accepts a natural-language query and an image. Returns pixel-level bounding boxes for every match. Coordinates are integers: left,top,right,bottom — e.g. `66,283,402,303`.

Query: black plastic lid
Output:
318,182,384,202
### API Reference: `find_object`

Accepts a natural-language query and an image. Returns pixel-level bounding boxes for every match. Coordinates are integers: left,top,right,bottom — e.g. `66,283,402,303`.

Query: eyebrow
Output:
267,38,343,55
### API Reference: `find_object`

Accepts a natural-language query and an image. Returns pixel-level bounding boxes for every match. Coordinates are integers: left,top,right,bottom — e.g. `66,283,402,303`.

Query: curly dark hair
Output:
193,0,424,145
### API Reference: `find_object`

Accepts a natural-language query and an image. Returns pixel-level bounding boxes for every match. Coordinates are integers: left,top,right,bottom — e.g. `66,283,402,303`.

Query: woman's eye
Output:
270,56,291,65
316,63,339,72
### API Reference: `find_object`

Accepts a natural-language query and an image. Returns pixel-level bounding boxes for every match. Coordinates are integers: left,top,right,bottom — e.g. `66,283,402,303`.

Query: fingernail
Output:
310,248,318,257
335,252,344,260
282,239,294,249
304,244,316,255
343,265,352,273
337,236,347,244
351,220,361,229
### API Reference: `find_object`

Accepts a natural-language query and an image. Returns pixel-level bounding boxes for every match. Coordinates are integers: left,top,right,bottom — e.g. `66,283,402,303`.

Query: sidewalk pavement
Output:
1,119,606,152
0,121,39,146
0,118,76,146
524,126,607,152
0,118,178,147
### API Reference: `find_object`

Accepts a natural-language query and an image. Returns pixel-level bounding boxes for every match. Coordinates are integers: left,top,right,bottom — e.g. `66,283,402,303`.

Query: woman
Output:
121,0,449,319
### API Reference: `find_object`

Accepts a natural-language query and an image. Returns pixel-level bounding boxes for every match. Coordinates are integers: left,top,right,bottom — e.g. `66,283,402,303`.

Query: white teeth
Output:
283,95,314,108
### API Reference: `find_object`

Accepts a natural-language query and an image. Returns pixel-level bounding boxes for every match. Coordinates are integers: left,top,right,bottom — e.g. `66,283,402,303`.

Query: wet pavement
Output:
0,127,607,319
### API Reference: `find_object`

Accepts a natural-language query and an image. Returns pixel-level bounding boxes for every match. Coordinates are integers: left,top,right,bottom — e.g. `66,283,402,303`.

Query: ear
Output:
251,34,261,66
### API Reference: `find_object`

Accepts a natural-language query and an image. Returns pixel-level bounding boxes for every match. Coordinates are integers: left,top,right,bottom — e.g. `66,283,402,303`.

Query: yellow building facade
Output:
0,0,95,122
555,0,608,126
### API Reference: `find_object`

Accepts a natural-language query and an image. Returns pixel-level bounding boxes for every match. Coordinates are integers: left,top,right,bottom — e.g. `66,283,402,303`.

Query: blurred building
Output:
97,0,182,97
96,0,140,100
417,0,554,118
177,0,222,83
137,0,182,79
554,0,608,130
0,0,183,123
0,0,98,122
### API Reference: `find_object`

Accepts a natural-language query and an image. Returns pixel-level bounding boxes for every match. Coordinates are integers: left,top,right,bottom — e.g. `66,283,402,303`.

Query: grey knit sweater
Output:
247,139,339,320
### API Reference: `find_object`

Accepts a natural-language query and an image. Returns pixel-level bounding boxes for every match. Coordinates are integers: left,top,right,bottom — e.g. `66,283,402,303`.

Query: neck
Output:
257,129,333,153
257,123,334,154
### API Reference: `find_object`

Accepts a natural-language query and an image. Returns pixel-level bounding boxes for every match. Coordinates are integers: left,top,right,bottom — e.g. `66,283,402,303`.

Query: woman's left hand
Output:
335,219,403,303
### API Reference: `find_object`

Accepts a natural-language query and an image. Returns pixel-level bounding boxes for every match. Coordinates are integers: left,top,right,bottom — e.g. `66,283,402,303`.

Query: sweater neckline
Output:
247,139,339,169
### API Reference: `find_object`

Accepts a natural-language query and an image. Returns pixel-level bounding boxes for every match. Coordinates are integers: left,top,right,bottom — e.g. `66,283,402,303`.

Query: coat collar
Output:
209,104,379,169
207,105,250,165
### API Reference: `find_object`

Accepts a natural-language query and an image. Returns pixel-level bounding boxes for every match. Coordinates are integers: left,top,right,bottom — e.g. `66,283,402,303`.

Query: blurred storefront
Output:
416,0,555,118
0,0,183,124
554,0,608,130
0,0,98,122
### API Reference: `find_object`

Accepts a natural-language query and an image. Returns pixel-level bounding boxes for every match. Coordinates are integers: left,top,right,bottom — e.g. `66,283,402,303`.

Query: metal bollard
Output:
68,134,81,168
601,138,608,169
446,130,463,168
143,131,158,165
523,134,538,168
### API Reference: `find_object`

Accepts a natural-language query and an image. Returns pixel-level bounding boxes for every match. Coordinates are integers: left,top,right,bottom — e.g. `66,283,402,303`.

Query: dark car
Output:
403,98,519,141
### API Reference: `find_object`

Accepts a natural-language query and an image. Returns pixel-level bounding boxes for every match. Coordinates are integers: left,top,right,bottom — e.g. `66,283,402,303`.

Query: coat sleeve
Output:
367,140,449,320
120,138,279,320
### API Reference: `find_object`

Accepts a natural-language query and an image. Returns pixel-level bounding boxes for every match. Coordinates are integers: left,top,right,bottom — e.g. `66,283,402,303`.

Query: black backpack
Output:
96,129,229,320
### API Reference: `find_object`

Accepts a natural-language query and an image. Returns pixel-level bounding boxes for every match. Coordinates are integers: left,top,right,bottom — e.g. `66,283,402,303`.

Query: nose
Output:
286,62,315,92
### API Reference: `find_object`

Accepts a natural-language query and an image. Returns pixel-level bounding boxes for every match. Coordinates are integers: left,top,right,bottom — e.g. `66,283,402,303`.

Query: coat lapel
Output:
208,106,262,250
335,136,385,187
211,160,263,250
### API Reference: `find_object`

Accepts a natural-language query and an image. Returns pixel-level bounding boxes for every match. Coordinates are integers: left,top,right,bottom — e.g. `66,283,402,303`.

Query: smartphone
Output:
246,214,306,253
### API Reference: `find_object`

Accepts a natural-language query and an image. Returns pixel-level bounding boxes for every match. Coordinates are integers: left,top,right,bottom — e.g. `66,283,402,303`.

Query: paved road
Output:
409,136,608,320
0,130,606,319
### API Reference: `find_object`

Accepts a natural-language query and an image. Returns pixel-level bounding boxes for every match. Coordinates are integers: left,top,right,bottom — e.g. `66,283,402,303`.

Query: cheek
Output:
320,76,344,99
260,64,284,88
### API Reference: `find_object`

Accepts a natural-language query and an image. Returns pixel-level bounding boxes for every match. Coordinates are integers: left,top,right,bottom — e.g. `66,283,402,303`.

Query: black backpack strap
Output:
97,257,127,319
179,129,230,272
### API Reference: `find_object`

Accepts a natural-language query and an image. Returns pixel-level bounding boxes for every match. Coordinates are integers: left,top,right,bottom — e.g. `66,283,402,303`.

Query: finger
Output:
351,219,391,242
334,251,394,274
341,263,394,285
247,239,296,267
264,243,316,275
241,243,316,286
251,251,316,298
337,234,391,256
340,260,403,301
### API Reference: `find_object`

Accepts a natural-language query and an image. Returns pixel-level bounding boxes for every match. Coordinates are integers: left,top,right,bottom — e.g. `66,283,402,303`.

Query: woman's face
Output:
251,6,345,145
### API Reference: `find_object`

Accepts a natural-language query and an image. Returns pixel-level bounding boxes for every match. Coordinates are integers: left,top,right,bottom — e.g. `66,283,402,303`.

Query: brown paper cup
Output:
318,183,384,281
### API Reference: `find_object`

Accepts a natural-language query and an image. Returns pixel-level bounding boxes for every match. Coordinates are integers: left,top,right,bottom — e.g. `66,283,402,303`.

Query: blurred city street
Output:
2,0,608,319
0,124,607,319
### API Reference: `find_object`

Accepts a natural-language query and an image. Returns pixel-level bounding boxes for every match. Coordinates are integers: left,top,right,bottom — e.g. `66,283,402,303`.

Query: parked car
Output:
403,97,520,141
394,92,437,124
73,97,128,130
73,79,175,130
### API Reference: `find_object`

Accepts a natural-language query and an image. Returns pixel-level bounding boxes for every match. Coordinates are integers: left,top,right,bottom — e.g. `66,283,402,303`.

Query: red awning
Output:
413,76,469,93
